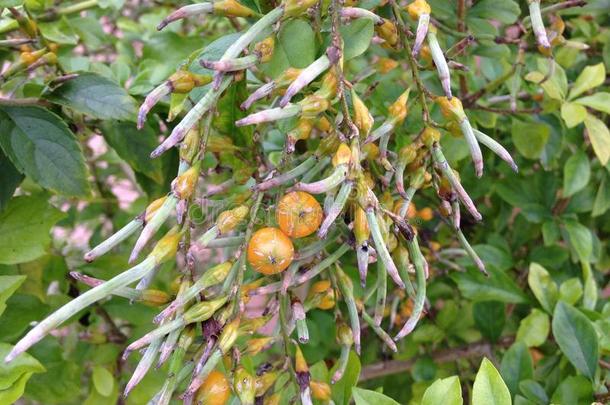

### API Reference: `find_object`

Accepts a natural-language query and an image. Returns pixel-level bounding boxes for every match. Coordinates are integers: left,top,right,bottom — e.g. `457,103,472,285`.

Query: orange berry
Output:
276,191,323,238
247,227,294,275
418,207,434,221
195,370,231,405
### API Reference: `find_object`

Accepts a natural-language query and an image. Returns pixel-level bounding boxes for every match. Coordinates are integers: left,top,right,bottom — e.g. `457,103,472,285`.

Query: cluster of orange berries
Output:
246,191,323,275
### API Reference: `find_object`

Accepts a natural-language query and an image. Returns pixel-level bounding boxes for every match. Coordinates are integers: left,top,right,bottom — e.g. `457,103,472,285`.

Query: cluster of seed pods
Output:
4,0,560,403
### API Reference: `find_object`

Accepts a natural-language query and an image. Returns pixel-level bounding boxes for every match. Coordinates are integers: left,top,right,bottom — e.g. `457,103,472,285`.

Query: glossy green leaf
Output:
473,301,505,342
341,19,374,60
452,267,528,304
499,342,533,397
101,121,165,183
511,119,549,160
277,19,316,68
552,301,599,380
562,220,592,262
518,380,548,404
528,263,558,313
0,196,65,265
421,376,462,405
0,149,23,212
352,387,399,405
45,72,138,121
0,275,26,317
92,366,114,397
563,151,590,197
568,63,605,99
472,358,511,405
516,309,549,347
592,175,610,216
574,92,610,114
0,343,44,390
559,278,583,305
0,106,90,197
583,113,610,165
560,102,586,128
468,0,520,24
551,375,593,405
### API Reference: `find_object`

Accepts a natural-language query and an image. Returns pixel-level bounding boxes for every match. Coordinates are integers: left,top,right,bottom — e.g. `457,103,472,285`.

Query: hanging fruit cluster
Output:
7,0,577,402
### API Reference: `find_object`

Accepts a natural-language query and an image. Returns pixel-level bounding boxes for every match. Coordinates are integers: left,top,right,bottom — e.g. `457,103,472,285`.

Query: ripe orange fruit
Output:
276,191,323,238
247,227,294,275
195,370,231,405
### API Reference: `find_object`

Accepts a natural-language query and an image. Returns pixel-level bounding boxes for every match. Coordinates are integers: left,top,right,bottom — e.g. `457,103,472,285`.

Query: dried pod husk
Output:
254,36,276,63
375,19,399,49
310,380,332,401
213,0,258,17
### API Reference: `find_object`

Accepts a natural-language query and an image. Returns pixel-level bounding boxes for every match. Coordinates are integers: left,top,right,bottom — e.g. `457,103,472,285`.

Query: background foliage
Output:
1,0,610,404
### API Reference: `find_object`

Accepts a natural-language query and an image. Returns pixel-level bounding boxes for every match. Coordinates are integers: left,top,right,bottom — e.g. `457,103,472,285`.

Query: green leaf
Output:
473,301,505,342
516,309,550,347
101,121,165,183
352,387,399,405
499,342,533,397
551,375,593,405
518,380,548,404
0,371,33,404
559,278,583,305
92,366,114,397
0,148,23,212
38,18,79,45
421,376,463,405
552,301,599,380
583,113,610,165
0,0,22,6
277,19,316,68
0,275,26,317
468,0,520,24
45,72,138,121
524,60,567,100
592,175,610,217
331,351,360,405
0,196,65,265
568,63,605,99
511,119,549,159
472,358,511,405
563,151,590,197
452,267,529,304
528,263,558,313
341,19,374,60
560,102,587,128
562,219,592,262
0,343,45,390
574,92,610,114
0,106,90,197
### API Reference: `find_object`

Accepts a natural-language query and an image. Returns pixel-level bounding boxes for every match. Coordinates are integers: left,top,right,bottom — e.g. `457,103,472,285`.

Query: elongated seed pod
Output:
200,54,258,72
528,0,551,50
362,311,397,352
235,104,301,126
150,77,231,158
84,217,143,262
431,144,482,221
279,54,331,107
340,7,384,24
129,195,178,263
394,235,427,340
365,208,405,289
255,156,317,191
318,181,353,238
5,256,157,363
291,164,348,194
427,28,452,99
472,128,518,172
157,3,214,30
